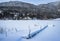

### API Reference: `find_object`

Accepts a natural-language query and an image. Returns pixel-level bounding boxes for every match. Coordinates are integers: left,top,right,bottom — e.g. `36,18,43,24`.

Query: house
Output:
0,10,3,19
23,16,32,20
0,10,2,13
10,12,20,20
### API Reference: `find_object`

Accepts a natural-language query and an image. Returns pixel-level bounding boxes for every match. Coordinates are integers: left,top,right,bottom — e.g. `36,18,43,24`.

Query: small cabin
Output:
0,10,2,13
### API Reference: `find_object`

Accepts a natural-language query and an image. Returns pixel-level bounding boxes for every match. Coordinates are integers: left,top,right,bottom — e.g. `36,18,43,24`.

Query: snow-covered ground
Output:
0,19,60,41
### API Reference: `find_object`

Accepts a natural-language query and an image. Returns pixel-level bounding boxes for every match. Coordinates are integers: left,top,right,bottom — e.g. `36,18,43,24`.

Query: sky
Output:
0,0,59,5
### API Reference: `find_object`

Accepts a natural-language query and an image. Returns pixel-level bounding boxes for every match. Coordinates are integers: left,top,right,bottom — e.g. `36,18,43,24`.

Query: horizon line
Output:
0,0,59,5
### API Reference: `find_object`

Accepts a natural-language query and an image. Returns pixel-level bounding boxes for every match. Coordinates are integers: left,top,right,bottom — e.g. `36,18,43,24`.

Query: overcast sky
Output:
0,0,59,5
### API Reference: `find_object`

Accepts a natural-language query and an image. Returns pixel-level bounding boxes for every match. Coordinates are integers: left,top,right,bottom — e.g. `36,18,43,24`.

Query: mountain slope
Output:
0,1,37,8
38,1,60,19
0,1,60,20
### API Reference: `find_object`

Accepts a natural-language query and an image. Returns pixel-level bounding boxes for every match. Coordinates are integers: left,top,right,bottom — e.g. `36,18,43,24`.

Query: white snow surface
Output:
0,19,60,41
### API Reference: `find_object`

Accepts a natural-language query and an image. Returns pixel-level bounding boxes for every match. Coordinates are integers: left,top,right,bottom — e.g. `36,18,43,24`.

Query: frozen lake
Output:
0,20,60,41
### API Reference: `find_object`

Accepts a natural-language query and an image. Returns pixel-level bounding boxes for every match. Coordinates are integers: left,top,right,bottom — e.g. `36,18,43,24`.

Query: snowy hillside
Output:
0,19,60,41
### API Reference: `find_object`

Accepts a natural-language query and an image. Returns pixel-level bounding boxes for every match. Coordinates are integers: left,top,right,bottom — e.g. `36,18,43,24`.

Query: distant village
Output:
0,9,50,20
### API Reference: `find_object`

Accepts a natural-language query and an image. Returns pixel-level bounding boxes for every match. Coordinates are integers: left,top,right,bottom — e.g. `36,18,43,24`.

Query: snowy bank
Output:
0,20,60,41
